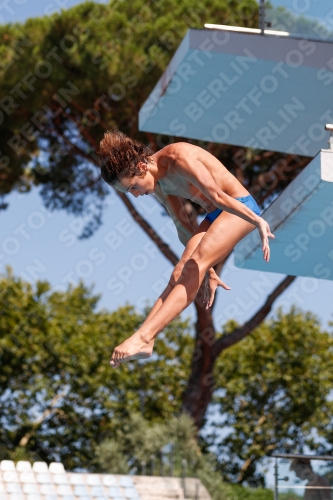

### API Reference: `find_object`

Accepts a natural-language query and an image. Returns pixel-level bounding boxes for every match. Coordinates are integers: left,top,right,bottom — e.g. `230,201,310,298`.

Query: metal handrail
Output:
182,458,187,498
272,453,333,460
259,0,265,34
273,453,333,500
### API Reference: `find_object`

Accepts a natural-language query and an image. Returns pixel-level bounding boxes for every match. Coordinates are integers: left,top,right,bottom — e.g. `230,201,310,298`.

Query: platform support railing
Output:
182,458,187,498
259,0,265,34
274,457,278,500
325,124,333,150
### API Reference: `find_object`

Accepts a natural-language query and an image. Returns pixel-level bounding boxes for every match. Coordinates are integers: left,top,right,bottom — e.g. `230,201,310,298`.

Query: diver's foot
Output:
110,332,154,368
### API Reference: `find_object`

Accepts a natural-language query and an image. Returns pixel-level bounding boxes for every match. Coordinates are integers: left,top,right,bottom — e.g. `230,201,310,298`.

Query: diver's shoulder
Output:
160,142,197,159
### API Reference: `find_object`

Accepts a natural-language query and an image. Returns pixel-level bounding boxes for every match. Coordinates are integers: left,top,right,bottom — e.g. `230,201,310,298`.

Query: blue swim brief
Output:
204,195,260,224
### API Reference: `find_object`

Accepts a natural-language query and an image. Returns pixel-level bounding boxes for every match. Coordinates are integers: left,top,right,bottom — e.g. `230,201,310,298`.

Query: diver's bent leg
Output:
110,213,253,367
131,213,254,343
139,220,209,326
140,257,208,341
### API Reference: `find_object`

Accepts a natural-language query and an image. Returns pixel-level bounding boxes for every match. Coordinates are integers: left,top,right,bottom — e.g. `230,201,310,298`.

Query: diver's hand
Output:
256,218,275,262
203,269,231,309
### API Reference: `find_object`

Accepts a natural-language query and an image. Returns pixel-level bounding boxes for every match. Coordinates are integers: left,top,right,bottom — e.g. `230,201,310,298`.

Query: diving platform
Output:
139,28,333,156
234,149,333,279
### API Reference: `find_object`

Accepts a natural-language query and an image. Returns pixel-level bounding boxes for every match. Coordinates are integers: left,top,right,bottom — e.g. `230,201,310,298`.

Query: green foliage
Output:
1,269,333,492
200,474,274,500
278,492,301,500
309,325,333,457
0,270,193,469
96,412,203,475
229,484,273,499
95,411,274,500
209,308,333,485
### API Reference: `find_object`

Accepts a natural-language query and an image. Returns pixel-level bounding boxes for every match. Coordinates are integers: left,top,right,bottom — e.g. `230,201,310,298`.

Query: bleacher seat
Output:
68,475,85,485
86,476,100,486
0,462,15,472
3,473,19,483
32,464,48,473
52,476,68,485
19,474,35,484
90,486,104,497
36,474,51,485
0,461,212,500
15,465,31,473
118,478,133,488
101,476,117,487
6,484,21,493
56,485,72,495
73,485,89,496
123,488,140,499
49,465,65,475
39,485,56,495
22,484,38,494
107,486,124,499
9,494,24,500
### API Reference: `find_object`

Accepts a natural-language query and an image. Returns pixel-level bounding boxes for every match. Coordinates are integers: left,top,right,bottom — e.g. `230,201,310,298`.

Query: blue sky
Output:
1,0,333,487
0,0,333,333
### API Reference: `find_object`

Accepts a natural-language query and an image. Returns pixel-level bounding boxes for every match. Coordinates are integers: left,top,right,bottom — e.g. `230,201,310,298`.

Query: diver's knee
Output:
170,262,184,284
190,246,211,273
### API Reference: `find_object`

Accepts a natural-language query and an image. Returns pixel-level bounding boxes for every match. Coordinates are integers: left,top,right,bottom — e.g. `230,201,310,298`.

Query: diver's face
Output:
116,163,155,197
118,173,154,197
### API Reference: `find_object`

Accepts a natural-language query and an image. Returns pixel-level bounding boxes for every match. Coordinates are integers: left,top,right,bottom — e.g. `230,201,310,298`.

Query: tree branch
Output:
70,100,110,130
212,275,296,359
237,456,254,483
19,391,66,447
51,128,95,164
145,132,158,152
61,110,100,151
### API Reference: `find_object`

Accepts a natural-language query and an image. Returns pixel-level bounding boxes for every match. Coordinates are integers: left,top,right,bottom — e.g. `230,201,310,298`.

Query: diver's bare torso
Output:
153,143,249,213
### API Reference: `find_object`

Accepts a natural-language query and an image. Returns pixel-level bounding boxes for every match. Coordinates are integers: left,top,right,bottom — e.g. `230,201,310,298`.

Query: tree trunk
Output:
182,275,296,429
182,288,216,428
